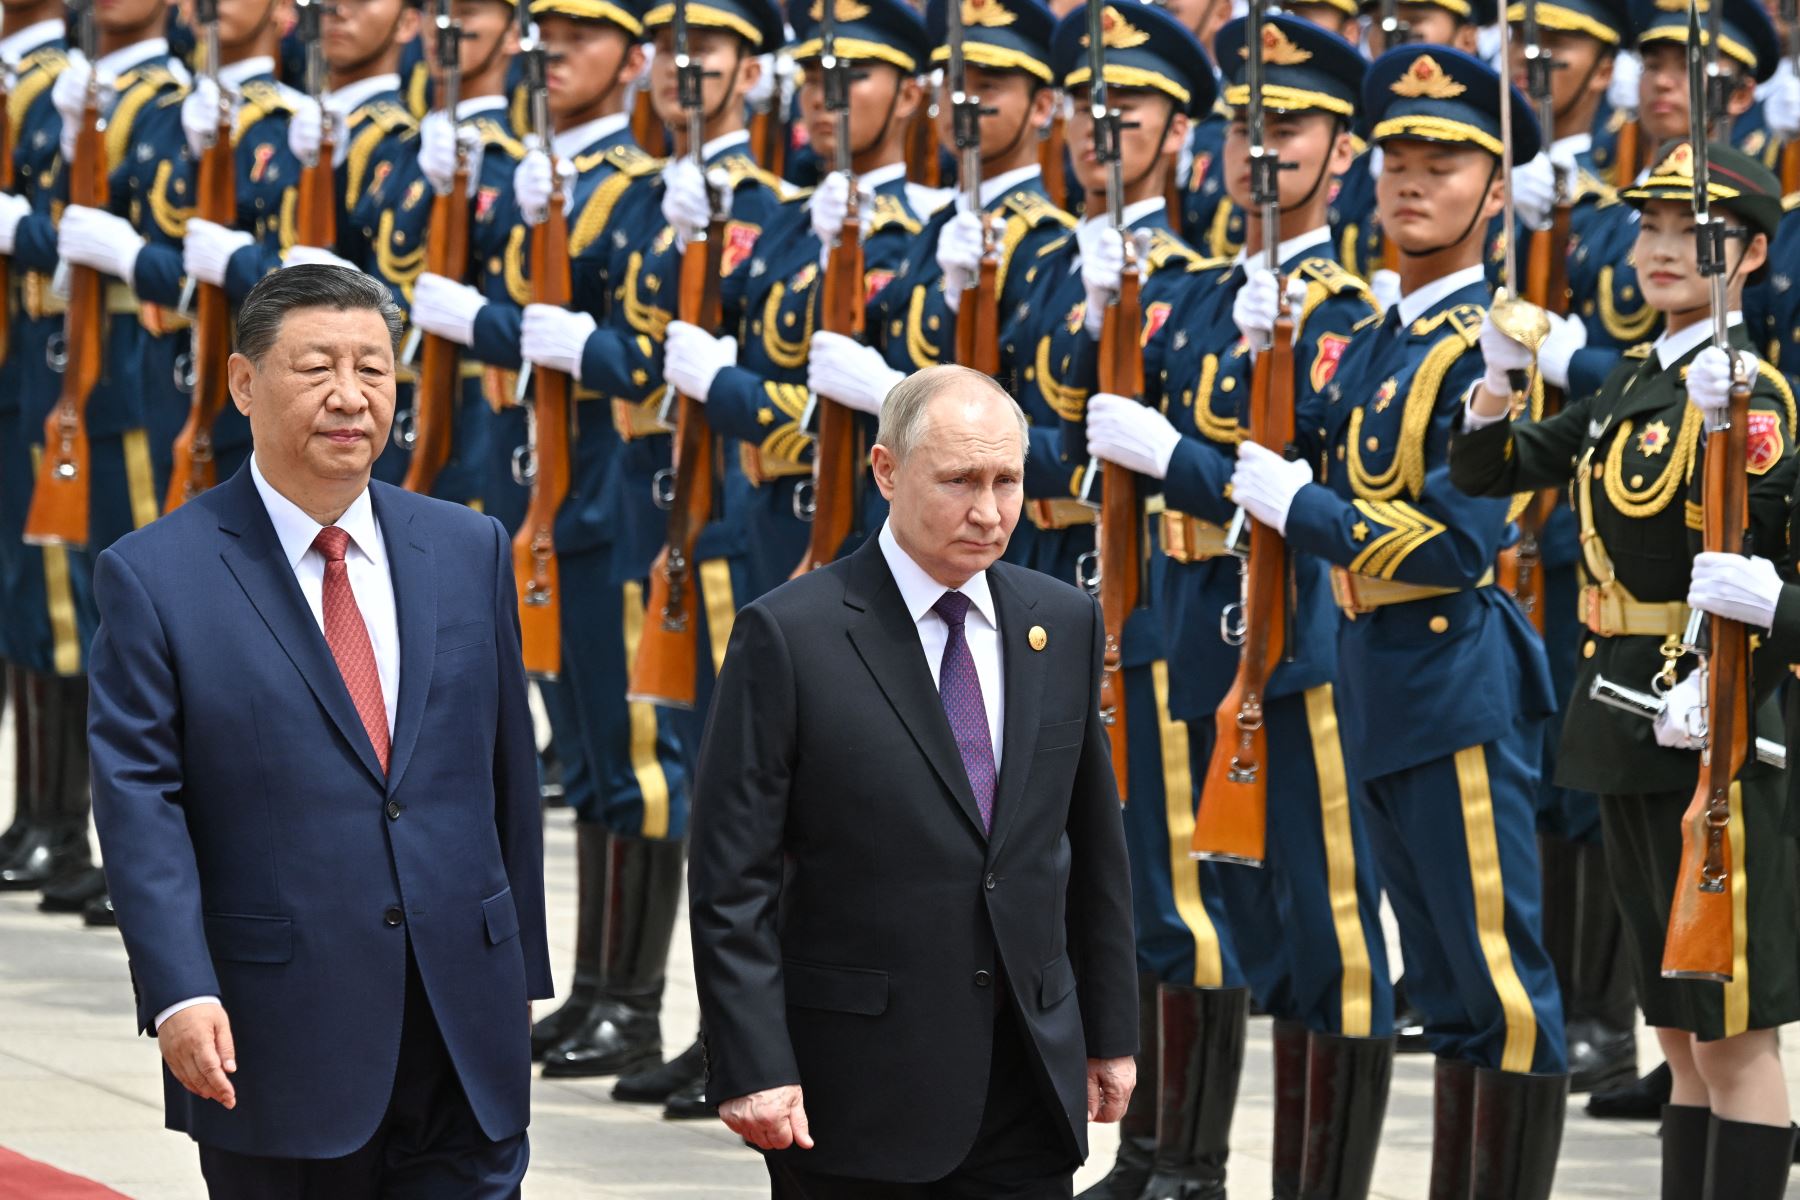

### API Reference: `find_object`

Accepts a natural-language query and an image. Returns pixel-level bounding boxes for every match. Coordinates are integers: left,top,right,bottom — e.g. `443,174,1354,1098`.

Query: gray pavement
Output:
1,715,1796,1196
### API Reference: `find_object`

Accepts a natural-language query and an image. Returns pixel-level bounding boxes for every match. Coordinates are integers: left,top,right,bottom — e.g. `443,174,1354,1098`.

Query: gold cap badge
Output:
1390,54,1466,99
1028,625,1048,651
809,0,870,19
963,0,1016,27
1239,24,1312,65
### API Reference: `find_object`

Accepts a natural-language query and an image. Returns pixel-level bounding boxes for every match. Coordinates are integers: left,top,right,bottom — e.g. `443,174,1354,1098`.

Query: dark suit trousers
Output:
766,1003,1078,1199
196,945,529,1200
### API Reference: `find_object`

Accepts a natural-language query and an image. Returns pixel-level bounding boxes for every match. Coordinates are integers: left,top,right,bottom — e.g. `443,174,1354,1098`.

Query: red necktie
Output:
313,526,390,772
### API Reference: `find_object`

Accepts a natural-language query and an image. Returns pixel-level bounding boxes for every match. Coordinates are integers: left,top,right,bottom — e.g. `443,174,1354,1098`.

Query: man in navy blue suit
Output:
87,265,553,1198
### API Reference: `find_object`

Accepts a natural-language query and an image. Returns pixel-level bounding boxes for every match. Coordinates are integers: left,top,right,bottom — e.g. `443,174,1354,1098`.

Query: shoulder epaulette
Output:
19,45,66,77
1445,303,1485,345
1002,189,1074,228
354,98,416,136
1624,342,1654,358
235,79,297,141
1146,228,1198,272
719,153,794,198
107,66,182,168
1570,167,1616,207
471,116,525,157
10,48,65,143
780,186,815,207
1295,256,1368,296
869,192,921,235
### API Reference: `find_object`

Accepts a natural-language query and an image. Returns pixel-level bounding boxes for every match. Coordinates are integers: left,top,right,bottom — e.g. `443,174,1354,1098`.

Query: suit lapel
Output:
376,487,436,797
213,468,387,786
984,566,1044,862
842,540,989,839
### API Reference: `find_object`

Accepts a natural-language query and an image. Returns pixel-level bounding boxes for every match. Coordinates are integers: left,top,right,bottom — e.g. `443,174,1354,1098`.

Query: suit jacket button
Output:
984,873,996,890
386,800,402,820
383,906,404,927
974,970,992,987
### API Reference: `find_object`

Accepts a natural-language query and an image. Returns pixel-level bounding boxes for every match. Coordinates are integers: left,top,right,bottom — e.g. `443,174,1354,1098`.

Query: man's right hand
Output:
159,1002,237,1110
719,1084,813,1151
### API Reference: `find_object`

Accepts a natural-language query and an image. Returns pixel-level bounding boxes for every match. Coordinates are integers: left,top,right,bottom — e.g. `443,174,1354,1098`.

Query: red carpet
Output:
0,1147,132,1198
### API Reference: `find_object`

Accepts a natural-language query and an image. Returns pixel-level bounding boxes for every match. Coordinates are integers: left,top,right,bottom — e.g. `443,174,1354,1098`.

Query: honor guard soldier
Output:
406,0,662,1096
514,0,790,1088
0,0,85,901
1079,16,1396,1198
1543,0,1781,403
665,0,941,598
1455,140,1799,1200
1227,45,1573,1196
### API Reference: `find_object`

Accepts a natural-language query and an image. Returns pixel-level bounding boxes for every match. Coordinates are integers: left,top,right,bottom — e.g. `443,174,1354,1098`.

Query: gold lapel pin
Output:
1028,625,1048,651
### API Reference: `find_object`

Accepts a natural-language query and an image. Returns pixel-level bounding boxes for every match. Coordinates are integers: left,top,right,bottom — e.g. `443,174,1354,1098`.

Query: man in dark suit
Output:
87,265,553,1198
688,364,1139,1198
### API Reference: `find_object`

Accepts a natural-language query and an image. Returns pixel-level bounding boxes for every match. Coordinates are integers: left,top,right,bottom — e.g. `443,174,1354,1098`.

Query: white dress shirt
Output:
0,17,63,65
878,523,1005,771
157,462,404,1031
324,73,401,119
554,112,630,160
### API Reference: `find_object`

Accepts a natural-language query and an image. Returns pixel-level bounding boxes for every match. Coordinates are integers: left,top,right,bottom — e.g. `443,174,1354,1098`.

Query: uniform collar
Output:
1654,311,1744,370
328,73,401,116
1233,225,1331,271
249,454,386,574
979,164,1041,209
805,161,907,211
1397,264,1486,326
1551,131,1592,159
1077,196,1165,238
554,112,628,159
457,95,506,121
702,129,750,162
878,521,998,633
0,18,63,66
218,55,274,91
96,37,167,78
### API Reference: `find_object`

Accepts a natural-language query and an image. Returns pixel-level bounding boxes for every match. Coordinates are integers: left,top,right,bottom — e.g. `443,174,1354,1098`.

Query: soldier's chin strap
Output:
852,73,904,162
1397,154,1500,259
983,95,1037,172
1123,108,1177,194
466,23,510,91
1279,117,1341,215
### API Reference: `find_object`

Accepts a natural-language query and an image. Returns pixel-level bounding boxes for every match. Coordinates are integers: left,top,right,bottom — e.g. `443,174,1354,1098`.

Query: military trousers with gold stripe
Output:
1193,684,1394,1038
1359,726,1568,1073
1599,783,1800,1042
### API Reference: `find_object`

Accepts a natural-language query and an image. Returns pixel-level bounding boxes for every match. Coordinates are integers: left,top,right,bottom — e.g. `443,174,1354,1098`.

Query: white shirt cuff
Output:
154,995,221,1031
1462,382,1509,431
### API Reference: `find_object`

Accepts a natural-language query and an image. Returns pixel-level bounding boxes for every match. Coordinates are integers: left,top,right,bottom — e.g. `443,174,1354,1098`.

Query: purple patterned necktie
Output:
933,590,995,833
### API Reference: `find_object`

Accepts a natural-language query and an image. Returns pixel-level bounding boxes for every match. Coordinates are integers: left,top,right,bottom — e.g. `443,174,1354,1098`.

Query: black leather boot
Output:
0,670,49,876
1269,1019,1309,1200
1077,972,1158,1199
1702,1115,1796,1200
541,833,685,1078
1564,841,1636,1094
39,865,108,913
82,888,116,926
1428,1058,1476,1200
1468,1068,1568,1200
1659,1104,1709,1200
615,1036,705,1103
1300,1032,1394,1200
0,665,29,864
532,823,607,1059
663,1072,716,1119
1586,1061,1671,1120
1135,984,1247,1200
1393,976,1430,1054
2,675,90,891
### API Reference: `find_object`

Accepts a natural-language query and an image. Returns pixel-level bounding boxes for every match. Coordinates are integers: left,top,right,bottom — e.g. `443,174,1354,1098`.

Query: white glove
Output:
747,53,777,109
1685,345,1744,420
1231,269,1309,349
1367,145,1383,180
0,191,30,254
1652,670,1705,750
1479,309,1538,396
52,54,104,162
283,244,357,270
520,304,597,382
810,171,873,258
1078,229,1123,338
663,320,737,402
58,205,144,285
1511,153,1556,232
937,207,987,313
287,96,349,167
661,160,730,249
181,77,225,159
1229,440,1314,535
513,150,576,224
1688,551,1785,631
182,217,254,286
808,330,904,416
410,272,486,346
1536,310,1588,390
1608,50,1642,117
419,111,481,196
1763,60,1800,141
1086,393,1181,479
1371,268,1401,315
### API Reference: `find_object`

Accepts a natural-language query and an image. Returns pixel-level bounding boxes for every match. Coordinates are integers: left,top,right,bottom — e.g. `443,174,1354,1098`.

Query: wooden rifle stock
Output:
628,211,725,707
1093,265,1143,800
1662,377,1751,981
750,104,785,177
954,252,1000,375
298,124,337,247
906,99,939,187
1613,118,1639,190
798,219,864,574
165,102,239,511
1038,107,1066,210
513,199,573,677
631,87,665,155
23,84,106,548
401,161,472,495
1194,309,1294,865
1783,138,1800,198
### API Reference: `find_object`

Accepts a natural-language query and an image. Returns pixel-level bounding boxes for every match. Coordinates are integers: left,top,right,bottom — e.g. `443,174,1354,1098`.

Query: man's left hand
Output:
720,1084,814,1151
1086,1056,1135,1122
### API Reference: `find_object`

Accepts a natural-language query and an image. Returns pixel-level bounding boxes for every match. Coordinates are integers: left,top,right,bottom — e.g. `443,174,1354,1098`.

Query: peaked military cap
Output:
643,0,785,52
1631,0,1780,83
927,0,1058,84
1622,139,1784,237
1357,0,1499,28
1505,0,1630,46
788,0,931,75
1363,44,1542,164
532,0,644,35
1050,2,1217,116
1214,12,1363,120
